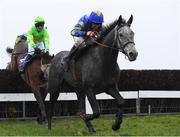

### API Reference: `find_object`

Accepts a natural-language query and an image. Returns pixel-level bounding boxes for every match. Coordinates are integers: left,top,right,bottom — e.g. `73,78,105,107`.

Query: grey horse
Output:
48,15,138,132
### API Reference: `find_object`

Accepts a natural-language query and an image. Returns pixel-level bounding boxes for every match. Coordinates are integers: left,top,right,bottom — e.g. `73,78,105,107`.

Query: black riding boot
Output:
62,45,78,71
24,54,32,63
19,54,32,72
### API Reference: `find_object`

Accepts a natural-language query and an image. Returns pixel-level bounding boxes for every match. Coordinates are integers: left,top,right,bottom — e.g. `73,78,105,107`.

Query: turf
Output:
0,114,180,136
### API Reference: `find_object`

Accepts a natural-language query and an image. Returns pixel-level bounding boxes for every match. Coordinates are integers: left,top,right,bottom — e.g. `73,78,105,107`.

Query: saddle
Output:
60,47,88,86
18,52,41,71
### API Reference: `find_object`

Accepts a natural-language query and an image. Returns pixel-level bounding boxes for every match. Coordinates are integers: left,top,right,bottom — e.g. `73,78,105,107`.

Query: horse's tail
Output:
6,47,14,55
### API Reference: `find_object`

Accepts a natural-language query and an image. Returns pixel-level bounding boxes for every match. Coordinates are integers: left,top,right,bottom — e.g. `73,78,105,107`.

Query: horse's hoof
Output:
112,124,120,131
37,118,43,125
88,126,96,132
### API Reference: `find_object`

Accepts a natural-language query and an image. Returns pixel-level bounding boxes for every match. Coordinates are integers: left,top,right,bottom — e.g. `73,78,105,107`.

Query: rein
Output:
92,39,121,51
91,25,135,52
92,38,135,53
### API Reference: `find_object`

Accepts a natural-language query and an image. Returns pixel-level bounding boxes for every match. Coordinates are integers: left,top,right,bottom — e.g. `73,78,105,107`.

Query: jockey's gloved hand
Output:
45,49,49,54
34,48,41,54
46,51,49,55
86,31,98,38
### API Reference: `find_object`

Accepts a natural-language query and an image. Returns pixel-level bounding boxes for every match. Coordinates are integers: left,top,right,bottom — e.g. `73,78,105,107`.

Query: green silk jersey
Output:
27,26,49,50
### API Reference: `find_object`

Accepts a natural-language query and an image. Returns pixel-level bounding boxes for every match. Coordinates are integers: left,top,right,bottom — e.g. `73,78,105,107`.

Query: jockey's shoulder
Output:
79,14,89,23
27,26,36,33
75,15,89,29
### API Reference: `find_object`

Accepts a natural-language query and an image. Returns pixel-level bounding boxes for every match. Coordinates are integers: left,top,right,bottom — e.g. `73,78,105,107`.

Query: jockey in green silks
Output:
20,16,50,72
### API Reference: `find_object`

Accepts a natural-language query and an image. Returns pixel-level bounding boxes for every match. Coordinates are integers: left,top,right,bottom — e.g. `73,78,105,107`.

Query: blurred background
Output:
0,0,180,69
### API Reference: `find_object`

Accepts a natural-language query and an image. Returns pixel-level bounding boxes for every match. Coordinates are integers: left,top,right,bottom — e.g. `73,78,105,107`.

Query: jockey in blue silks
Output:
62,10,104,71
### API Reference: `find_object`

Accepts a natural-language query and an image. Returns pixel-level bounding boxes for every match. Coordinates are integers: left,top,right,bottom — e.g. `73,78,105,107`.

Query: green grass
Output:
0,114,180,136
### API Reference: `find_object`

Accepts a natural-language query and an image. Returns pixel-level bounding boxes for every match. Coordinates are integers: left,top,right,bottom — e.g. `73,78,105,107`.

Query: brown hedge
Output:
119,69,180,91
0,69,31,93
0,69,180,92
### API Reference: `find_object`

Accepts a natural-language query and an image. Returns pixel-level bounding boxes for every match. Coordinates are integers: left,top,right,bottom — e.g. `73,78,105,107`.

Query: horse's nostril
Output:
129,52,134,57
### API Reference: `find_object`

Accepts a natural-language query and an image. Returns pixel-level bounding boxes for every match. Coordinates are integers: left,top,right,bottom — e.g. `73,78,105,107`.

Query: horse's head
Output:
96,15,138,61
39,51,54,80
115,15,138,61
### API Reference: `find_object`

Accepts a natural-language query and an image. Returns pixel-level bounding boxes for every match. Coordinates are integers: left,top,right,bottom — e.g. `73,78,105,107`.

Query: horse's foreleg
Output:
48,90,59,130
76,91,85,114
48,69,63,130
33,88,47,125
37,87,48,124
85,91,100,121
84,90,101,132
76,91,96,132
106,85,125,131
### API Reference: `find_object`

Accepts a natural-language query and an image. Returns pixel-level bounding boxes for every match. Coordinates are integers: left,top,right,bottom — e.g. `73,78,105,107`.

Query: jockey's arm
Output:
71,21,86,37
71,28,86,37
43,29,50,52
27,28,36,48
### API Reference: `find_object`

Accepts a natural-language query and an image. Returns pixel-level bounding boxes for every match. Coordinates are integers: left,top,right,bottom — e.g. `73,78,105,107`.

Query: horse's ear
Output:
127,15,133,26
117,15,122,26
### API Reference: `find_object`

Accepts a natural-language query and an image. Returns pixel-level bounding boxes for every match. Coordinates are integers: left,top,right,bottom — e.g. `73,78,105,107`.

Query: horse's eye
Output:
119,34,123,37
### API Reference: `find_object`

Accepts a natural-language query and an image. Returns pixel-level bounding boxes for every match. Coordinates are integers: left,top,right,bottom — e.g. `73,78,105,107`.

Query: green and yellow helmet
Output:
34,16,45,25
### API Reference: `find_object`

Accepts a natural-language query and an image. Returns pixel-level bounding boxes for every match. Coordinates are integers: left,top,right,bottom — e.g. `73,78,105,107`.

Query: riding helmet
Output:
88,10,104,24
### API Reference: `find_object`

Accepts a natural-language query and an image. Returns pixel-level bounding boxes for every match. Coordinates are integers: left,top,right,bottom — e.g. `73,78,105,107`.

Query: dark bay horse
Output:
6,39,53,125
48,15,138,131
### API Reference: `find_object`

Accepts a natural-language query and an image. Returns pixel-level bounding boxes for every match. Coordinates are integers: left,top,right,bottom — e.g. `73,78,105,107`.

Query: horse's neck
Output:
92,28,118,66
13,41,28,53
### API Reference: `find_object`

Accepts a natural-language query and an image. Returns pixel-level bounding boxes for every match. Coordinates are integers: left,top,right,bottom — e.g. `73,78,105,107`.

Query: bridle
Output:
91,24,135,54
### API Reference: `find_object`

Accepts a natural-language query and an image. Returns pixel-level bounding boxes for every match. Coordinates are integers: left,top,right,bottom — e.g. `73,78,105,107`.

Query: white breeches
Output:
28,42,45,55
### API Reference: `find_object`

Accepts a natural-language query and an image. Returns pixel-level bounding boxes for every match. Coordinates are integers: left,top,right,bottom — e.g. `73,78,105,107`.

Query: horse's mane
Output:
41,52,50,57
97,20,118,42
32,52,53,61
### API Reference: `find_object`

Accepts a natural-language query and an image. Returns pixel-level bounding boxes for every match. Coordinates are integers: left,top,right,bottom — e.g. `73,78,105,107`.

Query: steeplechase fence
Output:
0,69,180,118
0,90,180,119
